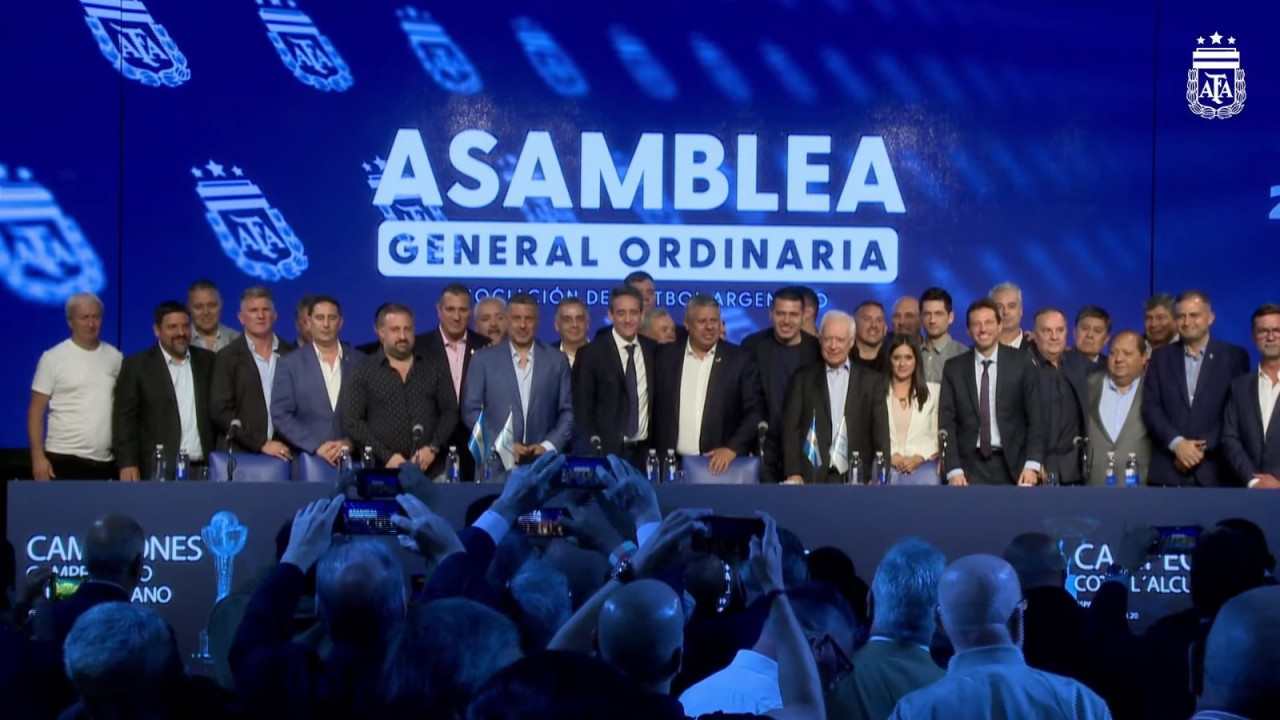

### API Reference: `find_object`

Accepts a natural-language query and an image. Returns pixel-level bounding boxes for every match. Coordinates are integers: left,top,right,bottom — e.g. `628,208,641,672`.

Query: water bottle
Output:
484,453,495,482
848,451,861,485
1105,452,1116,487
1124,453,1139,486
646,448,659,483
175,449,190,481
873,451,888,486
445,446,460,483
338,446,353,476
361,446,375,470
665,449,679,484
151,444,167,481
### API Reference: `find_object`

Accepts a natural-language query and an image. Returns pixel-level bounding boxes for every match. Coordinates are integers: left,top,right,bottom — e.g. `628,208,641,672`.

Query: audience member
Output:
508,558,573,652
1192,586,1280,720
1002,533,1090,682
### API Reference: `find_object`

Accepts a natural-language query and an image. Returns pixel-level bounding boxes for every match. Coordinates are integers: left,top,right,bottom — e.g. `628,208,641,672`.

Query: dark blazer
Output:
50,581,131,646
1223,370,1280,484
270,343,364,454
416,328,490,475
740,328,823,454
1141,338,1251,486
780,362,889,482
112,345,216,474
1085,372,1151,486
652,341,765,457
572,331,658,454
1029,348,1091,484
462,340,574,452
211,335,297,452
938,345,1045,483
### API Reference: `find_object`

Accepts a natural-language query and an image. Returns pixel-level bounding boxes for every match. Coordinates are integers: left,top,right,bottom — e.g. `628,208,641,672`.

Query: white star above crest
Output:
1196,36,1205,45
373,156,387,171
204,159,225,177
231,166,244,177
1209,32,1223,44
1228,36,1236,45
362,162,372,172
190,167,202,178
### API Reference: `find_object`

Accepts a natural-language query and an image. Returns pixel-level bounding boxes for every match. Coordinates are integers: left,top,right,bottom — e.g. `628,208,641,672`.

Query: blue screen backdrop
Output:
0,0,1275,448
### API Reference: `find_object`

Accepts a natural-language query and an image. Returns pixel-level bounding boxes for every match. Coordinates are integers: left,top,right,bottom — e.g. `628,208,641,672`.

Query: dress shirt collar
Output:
925,333,954,353
440,327,468,348
245,332,279,354
1259,365,1280,383
1105,375,1139,395
375,347,423,366
313,342,343,363
159,344,191,366
511,342,535,361
1184,337,1209,359
869,635,931,653
613,328,639,352
947,644,1026,674
826,360,850,374
685,341,718,359
727,649,779,676
975,346,999,365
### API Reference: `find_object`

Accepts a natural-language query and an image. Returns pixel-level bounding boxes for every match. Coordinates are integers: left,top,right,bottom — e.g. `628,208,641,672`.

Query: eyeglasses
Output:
808,634,854,687
1254,328,1280,338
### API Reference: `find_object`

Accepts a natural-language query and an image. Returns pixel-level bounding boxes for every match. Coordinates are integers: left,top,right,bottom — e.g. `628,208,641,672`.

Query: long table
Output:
9,481,1280,665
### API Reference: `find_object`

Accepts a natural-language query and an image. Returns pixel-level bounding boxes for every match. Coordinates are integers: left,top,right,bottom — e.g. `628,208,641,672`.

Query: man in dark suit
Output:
1142,290,1251,486
1073,306,1111,375
414,283,490,479
741,287,822,483
211,286,297,458
113,301,216,480
463,293,573,472
270,295,364,464
1028,308,1090,485
1223,303,1280,488
781,310,888,484
652,294,764,474
939,299,1045,485
573,287,657,468
1085,331,1152,486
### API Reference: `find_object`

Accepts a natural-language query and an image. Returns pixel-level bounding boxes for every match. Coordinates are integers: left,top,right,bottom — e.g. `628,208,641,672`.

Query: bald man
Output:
889,554,1111,720
1193,586,1280,720
891,296,921,337
50,515,145,643
597,579,686,697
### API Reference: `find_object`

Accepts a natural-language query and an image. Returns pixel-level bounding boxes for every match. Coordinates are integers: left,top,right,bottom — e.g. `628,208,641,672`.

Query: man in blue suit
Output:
463,293,573,471
1223,303,1280,489
271,296,364,465
1142,290,1251,486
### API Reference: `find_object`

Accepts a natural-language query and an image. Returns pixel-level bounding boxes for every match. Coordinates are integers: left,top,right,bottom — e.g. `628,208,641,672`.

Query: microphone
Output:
411,424,424,462
225,419,242,482
590,436,603,457
936,430,949,483
756,421,769,458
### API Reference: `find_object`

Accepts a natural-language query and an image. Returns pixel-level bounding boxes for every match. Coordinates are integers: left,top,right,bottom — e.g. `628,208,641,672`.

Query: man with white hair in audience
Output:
829,537,946,720
28,292,122,480
889,554,1111,719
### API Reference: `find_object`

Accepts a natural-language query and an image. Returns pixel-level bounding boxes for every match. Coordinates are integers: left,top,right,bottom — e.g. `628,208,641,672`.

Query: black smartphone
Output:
692,517,765,558
556,456,610,490
338,499,401,535
1150,525,1202,555
45,576,82,600
355,468,402,499
517,508,567,538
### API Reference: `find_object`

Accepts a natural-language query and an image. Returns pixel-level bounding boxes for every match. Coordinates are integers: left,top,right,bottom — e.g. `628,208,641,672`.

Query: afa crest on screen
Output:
79,0,190,88
1187,32,1245,119
192,161,309,282
0,165,106,305
255,0,354,92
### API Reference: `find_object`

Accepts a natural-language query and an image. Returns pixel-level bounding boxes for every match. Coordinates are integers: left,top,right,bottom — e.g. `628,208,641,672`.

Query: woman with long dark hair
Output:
883,334,941,484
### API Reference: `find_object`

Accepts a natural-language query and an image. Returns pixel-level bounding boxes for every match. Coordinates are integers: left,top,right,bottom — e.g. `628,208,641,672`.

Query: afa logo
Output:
365,155,447,266
79,0,190,87
689,33,752,104
0,165,106,304
193,160,307,281
1188,32,1245,119
398,7,482,95
255,0,353,92
609,25,677,101
512,17,589,98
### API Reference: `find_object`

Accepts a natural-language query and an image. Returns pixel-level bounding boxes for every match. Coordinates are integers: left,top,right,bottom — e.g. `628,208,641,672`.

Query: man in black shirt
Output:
341,302,457,475
1029,308,1088,485
741,288,822,483
852,301,889,373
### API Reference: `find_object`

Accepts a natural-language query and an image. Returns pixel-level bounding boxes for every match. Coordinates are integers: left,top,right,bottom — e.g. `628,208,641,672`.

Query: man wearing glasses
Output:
1223,304,1280,488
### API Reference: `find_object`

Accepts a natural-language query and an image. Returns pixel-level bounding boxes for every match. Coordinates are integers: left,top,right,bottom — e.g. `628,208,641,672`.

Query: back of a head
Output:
937,554,1022,650
787,581,860,650
508,557,573,652
64,602,179,715
379,598,522,720
739,526,809,593
467,650,658,720
84,515,145,584
871,538,947,646
1190,527,1267,617
1002,532,1065,591
316,539,406,647
542,539,610,611
596,579,684,686
1201,586,1280,718
807,546,869,629
1216,518,1276,573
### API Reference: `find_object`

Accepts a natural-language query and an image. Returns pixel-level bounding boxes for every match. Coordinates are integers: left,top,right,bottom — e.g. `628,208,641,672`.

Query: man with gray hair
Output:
1192,586,1280,720
210,285,297,458
47,515,145,645
889,554,1111,719
640,308,678,344
990,282,1030,349
829,537,946,720
28,292,122,480
473,296,508,345
62,602,184,719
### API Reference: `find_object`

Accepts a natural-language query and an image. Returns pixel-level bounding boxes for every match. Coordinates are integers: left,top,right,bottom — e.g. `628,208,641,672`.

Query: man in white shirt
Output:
1223,303,1280,488
29,292,122,480
187,279,241,352
990,282,1030,349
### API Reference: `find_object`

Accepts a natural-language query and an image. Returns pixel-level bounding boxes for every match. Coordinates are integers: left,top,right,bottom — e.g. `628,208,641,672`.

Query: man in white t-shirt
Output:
28,293,123,480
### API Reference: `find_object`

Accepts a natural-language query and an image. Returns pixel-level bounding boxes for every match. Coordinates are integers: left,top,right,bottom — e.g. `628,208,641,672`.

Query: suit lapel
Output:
965,351,980,416
700,347,727,446
1117,381,1143,445
1172,343,1193,410
151,346,179,412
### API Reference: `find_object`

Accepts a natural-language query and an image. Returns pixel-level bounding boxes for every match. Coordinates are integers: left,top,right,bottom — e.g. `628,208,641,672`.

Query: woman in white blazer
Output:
884,334,941,484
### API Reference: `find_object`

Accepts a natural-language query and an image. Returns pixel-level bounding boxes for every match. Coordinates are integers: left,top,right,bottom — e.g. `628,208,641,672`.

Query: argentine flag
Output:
495,410,517,471
468,409,488,466
831,416,850,474
804,413,822,470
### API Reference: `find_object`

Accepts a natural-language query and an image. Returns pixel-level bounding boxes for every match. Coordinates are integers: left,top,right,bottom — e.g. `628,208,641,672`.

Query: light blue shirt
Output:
1099,376,1140,442
248,334,280,440
825,361,850,452
889,645,1112,720
163,345,203,460
1185,343,1206,405
510,344,534,444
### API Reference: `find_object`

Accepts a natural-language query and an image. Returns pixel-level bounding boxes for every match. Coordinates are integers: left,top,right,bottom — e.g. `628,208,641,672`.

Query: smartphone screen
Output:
47,576,83,600
517,508,567,538
355,469,402,499
339,499,401,535
692,517,765,557
1152,525,1202,555
558,456,610,489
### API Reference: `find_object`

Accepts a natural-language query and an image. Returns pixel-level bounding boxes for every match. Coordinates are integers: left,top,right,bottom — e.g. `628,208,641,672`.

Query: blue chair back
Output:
297,452,338,484
207,452,291,483
679,455,761,485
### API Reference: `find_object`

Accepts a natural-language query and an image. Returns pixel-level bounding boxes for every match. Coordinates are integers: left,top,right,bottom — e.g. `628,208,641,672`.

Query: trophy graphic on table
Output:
202,511,248,604
1044,516,1101,600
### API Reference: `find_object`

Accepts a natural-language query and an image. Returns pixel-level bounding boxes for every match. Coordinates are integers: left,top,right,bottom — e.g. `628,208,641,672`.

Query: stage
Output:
9,481,1280,665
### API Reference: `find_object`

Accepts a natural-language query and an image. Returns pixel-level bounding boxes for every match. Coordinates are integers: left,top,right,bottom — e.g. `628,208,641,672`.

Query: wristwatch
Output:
610,557,638,584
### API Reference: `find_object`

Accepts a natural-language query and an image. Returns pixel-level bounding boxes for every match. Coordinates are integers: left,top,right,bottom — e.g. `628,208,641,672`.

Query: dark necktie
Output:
979,359,993,458
625,343,639,438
